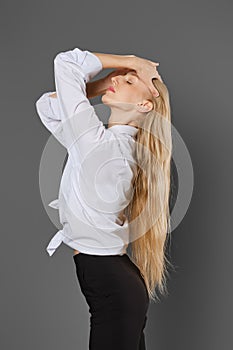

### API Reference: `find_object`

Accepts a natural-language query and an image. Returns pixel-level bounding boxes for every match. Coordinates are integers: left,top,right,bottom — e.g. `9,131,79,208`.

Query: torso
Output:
73,213,126,257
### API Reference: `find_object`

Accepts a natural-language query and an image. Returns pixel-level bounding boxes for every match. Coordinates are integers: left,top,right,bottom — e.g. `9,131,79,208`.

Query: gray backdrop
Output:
1,0,232,349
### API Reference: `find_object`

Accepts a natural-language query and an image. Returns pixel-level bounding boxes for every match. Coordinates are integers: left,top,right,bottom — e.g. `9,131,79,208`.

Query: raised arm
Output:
47,74,108,100
35,91,67,147
36,47,106,156
53,47,108,157
36,47,135,159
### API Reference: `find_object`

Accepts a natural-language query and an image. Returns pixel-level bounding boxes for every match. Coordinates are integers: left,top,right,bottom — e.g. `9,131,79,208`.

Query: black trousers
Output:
73,252,149,350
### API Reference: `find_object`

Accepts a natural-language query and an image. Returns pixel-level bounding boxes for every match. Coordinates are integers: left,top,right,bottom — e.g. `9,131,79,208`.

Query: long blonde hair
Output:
125,78,174,302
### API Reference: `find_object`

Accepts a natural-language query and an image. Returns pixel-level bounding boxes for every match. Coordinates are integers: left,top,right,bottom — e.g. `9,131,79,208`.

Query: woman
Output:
36,47,173,349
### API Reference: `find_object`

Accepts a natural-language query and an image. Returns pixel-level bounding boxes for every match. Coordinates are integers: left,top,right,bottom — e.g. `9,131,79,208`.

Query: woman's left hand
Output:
126,55,163,97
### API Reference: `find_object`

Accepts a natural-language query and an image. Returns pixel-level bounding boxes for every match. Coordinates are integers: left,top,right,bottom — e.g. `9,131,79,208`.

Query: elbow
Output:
54,52,63,66
35,94,44,112
35,95,46,117
54,51,72,67
53,52,74,77
53,53,70,80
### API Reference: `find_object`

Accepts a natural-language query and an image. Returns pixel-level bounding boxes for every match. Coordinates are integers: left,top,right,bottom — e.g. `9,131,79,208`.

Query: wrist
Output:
123,55,136,69
91,52,136,70
113,54,136,70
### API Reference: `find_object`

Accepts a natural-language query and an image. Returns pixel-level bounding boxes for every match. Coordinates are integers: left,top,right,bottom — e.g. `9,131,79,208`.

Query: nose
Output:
111,76,117,86
111,75,122,86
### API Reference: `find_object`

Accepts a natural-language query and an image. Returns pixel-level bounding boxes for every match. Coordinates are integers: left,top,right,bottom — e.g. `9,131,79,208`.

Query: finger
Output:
159,74,164,83
154,70,163,83
159,75,164,83
156,73,163,83
153,89,160,97
150,85,160,97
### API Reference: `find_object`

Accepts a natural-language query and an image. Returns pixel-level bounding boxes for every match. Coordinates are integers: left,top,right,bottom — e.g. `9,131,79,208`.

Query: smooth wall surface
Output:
1,0,232,349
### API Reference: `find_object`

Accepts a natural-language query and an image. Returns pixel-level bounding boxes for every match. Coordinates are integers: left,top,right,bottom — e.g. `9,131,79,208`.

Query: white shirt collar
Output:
108,124,138,137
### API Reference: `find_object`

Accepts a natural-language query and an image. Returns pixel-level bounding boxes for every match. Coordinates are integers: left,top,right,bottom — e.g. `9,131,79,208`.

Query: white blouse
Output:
35,47,138,257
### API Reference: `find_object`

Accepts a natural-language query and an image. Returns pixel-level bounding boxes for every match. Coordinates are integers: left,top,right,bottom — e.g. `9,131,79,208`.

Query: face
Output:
102,71,154,113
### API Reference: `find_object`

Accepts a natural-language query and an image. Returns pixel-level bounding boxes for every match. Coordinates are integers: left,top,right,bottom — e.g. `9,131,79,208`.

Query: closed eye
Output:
127,81,132,84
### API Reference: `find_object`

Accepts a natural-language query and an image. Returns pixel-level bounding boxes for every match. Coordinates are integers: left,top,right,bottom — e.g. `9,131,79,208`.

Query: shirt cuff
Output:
81,50,103,83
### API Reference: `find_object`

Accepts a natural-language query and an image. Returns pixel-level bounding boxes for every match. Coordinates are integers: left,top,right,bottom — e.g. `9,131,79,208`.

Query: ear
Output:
136,100,153,113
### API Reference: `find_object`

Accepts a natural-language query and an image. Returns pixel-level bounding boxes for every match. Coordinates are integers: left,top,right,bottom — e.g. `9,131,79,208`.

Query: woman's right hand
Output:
126,55,163,97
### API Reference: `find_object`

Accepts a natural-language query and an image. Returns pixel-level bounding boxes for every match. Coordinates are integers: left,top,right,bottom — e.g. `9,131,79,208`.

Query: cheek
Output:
125,91,140,105
118,88,136,102
107,87,137,104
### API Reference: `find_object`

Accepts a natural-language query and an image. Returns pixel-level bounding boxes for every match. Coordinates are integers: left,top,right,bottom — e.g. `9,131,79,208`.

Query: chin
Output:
101,94,108,105
101,94,114,107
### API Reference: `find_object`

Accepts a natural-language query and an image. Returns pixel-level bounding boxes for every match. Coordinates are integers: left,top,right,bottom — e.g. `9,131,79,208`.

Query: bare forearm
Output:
86,78,107,98
91,52,134,70
49,52,134,100
49,78,112,100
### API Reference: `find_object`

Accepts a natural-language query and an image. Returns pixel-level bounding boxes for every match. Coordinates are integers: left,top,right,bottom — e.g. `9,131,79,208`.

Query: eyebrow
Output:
127,71,140,79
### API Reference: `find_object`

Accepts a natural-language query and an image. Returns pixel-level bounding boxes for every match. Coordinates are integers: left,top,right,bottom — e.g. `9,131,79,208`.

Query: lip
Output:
108,86,115,92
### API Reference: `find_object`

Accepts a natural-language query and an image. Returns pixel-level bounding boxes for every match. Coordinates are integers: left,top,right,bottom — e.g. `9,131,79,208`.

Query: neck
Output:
107,108,142,129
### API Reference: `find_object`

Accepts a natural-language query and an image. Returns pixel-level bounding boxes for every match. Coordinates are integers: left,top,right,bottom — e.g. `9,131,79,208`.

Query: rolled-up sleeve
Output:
53,47,106,157
35,91,67,147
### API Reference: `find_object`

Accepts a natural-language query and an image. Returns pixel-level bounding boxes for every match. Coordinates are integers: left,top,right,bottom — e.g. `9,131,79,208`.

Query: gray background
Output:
1,0,232,349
